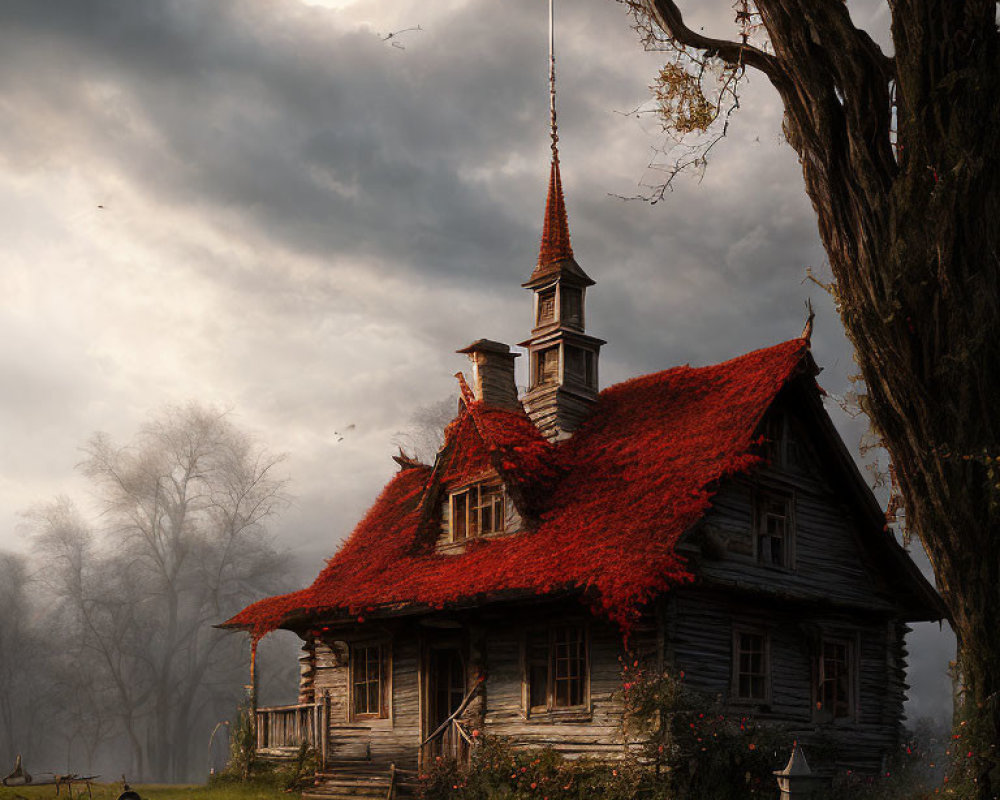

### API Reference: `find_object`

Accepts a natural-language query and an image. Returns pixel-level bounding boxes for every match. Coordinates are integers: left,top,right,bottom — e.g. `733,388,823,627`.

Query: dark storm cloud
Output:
0,0,558,285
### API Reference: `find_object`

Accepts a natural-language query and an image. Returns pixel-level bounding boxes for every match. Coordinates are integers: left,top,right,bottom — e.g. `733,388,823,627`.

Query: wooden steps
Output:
303,761,401,800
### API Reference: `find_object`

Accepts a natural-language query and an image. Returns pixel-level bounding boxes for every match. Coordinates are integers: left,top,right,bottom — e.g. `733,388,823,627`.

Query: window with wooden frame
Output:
450,481,505,542
814,638,854,721
535,346,560,387
525,625,588,715
351,643,386,718
731,627,769,703
754,488,794,568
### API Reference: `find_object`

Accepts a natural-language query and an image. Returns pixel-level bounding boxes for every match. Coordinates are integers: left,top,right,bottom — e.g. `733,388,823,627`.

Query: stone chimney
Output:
456,340,520,411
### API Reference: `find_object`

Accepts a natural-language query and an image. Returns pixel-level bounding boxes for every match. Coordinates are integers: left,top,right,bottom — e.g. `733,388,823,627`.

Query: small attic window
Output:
762,412,805,470
754,489,794,568
762,415,782,464
450,481,505,541
537,288,556,327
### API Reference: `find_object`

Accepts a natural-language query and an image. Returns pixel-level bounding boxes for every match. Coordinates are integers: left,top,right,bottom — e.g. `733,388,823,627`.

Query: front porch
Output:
255,692,476,800
248,600,632,796
255,687,479,768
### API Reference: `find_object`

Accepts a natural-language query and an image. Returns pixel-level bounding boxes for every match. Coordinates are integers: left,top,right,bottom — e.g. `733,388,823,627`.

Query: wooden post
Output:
249,637,260,760
320,692,329,769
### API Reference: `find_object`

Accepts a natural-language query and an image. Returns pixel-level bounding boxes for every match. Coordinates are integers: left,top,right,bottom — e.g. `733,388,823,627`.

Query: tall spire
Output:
520,0,603,442
538,156,574,267
537,0,572,268
527,0,590,286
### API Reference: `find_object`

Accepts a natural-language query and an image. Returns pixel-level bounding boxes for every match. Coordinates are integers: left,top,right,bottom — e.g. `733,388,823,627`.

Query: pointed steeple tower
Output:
520,0,604,441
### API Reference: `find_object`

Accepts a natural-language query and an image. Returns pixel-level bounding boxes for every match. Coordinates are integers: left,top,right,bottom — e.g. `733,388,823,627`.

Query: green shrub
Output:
210,745,316,793
224,698,256,782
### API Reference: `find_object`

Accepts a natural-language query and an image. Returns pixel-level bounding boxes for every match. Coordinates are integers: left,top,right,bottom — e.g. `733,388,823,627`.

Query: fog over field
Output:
0,0,953,781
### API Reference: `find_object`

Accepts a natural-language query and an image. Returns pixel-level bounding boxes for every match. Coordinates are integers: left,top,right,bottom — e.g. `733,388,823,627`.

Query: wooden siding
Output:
479,612,656,760
689,407,897,613
294,586,904,774
295,609,654,767
313,640,348,723
667,587,905,772
306,634,421,769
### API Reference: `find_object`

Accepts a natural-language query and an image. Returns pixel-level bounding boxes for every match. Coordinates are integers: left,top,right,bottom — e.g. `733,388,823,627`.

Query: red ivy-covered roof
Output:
225,338,810,639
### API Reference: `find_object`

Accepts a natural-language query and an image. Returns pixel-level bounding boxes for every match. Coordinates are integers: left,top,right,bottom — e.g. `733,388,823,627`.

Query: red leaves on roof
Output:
537,154,573,268
225,338,809,639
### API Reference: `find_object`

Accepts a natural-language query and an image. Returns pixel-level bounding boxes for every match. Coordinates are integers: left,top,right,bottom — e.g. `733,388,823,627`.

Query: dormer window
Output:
450,481,505,542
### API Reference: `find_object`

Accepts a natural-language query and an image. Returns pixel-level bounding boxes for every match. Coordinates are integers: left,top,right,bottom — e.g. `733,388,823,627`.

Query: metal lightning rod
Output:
549,0,558,153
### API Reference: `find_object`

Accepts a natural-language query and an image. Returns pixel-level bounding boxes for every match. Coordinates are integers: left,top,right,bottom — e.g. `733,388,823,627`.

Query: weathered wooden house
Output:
222,150,944,797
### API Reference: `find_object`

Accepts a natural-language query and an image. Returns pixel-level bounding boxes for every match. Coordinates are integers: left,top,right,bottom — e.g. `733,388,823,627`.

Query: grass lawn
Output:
0,782,293,800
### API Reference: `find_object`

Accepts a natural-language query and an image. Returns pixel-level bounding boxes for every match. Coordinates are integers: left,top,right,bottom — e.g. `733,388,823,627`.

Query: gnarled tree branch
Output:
642,0,782,80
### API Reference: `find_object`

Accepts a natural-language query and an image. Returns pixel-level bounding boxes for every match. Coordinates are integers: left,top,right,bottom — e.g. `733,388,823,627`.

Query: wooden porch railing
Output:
255,701,324,755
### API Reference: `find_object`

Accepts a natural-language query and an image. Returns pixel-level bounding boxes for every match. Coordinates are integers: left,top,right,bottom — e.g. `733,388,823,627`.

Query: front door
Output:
425,646,467,761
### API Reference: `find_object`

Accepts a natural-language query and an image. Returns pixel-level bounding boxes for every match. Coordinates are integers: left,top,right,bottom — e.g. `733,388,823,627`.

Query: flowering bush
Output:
417,670,943,800
621,663,793,800
417,737,663,800
622,662,947,800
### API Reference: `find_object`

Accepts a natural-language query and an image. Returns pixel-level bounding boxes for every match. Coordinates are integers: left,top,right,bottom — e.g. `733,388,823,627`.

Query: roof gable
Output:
779,381,946,620
433,400,557,519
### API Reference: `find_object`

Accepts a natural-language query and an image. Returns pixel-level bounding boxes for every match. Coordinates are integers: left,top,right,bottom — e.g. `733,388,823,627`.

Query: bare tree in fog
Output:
0,553,49,768
25,405,293,781
391,397,456,465
31,498,154,776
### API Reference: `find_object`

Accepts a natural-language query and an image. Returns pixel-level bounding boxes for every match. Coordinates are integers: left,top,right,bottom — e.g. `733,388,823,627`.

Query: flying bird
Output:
379,25,422,50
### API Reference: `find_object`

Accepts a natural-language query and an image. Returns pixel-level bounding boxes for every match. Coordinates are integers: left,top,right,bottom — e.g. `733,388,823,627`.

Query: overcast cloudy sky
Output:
0,0,953,723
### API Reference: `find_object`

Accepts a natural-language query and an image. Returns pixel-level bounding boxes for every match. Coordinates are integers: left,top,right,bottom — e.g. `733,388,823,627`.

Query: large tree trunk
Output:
643,0,1000,793
762,1,1000,793
765,2,1000,794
